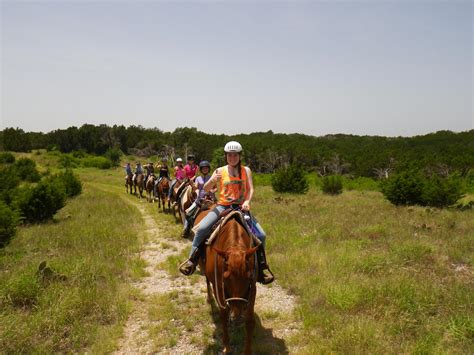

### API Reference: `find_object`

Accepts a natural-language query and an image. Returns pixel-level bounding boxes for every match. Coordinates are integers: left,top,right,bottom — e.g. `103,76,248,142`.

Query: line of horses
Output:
124,172,260,354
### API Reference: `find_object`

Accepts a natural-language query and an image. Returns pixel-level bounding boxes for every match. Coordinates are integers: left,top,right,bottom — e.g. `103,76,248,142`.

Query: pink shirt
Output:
174,166,186,180
184,164,198,179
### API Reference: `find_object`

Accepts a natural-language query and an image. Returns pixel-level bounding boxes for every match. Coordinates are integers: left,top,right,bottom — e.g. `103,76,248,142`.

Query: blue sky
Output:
1,0,472,136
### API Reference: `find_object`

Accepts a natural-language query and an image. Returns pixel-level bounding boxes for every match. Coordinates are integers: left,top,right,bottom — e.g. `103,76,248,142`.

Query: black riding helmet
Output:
187,154,195,161
199,160,210,172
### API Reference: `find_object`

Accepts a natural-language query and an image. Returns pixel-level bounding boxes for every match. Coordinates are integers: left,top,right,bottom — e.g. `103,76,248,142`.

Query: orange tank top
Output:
218,166,247,206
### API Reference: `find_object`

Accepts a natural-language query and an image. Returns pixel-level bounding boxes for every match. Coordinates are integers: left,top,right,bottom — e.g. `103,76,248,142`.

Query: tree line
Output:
1,125,473,178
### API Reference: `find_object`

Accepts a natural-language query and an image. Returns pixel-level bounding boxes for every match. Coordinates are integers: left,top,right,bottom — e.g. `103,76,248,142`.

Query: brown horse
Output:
145,174,156,202
125,174,133,194
197,212,258,355
157,177,170,212
134,173,144,198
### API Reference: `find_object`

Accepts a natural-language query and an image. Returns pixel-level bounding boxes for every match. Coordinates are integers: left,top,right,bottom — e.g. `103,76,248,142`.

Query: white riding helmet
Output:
176,157,183,162
224,141,243,153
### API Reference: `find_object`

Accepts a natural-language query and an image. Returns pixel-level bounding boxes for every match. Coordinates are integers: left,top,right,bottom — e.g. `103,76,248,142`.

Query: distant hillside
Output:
1,126,473,177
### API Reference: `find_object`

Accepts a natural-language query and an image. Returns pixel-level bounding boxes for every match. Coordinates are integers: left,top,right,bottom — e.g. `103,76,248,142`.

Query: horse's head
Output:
214,245,258,320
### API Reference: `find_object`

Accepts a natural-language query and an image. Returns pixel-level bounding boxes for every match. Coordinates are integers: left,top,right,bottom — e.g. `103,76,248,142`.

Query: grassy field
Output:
1,150,473,353
253,187,473,353
0,154,146,352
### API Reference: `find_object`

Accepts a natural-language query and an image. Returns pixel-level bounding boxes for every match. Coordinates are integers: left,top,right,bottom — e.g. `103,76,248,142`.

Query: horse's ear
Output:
213,247,227,257
245,246,259,258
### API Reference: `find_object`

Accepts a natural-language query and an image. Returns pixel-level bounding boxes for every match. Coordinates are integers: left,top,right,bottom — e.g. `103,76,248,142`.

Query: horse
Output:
145,174,156,202
134,173,145,198
157,177,170,212
178,184,198,224
196,210,259,355
169,179,187,219
125,174,133,194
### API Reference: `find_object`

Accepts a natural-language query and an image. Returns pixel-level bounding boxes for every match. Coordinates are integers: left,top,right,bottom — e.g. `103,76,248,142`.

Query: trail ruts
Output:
114,195,303,353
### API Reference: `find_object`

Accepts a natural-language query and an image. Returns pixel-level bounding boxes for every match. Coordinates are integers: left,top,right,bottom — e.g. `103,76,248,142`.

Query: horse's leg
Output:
220,308,231,353
244,286,257,355
205,278,212,304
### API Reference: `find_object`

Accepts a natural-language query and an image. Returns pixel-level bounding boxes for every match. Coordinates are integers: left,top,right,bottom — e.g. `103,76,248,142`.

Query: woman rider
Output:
154,157,170,196
168,157,186,200
181,160,216,238
132,161,143,184
179,141,274,284
184,154,198,181
144,161,155,186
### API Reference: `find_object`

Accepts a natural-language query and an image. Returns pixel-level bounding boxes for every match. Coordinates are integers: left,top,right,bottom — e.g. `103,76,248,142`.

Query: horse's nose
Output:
230,307,243,322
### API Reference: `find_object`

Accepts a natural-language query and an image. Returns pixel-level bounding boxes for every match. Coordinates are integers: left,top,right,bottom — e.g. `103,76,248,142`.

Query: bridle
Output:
212,246,257,310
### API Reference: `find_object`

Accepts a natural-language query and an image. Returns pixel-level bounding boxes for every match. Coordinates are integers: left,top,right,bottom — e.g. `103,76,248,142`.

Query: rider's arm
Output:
243,167,254,208
204,169,219,192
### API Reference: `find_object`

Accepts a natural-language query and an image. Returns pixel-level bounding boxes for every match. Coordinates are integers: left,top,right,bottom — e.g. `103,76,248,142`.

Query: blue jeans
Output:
168,179,177,199
189,205,266,257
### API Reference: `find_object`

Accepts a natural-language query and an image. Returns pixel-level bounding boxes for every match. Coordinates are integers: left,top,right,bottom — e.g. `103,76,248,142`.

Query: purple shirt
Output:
196,175,211,200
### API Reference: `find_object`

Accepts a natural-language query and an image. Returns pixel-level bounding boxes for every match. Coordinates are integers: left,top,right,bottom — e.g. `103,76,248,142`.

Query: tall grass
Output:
0,178,143,352
253,187,474,353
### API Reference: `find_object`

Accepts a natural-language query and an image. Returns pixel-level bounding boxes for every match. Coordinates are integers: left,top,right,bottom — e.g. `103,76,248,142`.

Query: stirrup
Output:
179,260,196,276
181,226,190,239
259,266,275,285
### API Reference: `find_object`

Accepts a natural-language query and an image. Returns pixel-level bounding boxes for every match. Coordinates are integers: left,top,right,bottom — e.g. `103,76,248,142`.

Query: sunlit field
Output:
254,186,473,353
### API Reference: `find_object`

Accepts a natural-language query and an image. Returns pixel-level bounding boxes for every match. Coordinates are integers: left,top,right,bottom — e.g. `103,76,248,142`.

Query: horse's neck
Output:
217,220,250,250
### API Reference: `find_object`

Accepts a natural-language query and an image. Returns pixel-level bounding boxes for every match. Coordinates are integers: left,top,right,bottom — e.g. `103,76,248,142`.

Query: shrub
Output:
322,175,343,195
0,152,15,164
381,171,425,206
422,174,464,208
82,156,111,169
105,148,122,167
13,181,66,223
58,154,80,169
0,166,20,203
0,201,19,246
48,170,82,198
381,171,464,208
14,158,40,182
271,165,309,194
71,150,86,158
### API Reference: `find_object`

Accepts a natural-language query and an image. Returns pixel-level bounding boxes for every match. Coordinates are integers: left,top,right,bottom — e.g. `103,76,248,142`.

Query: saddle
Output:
175,181,191,200
192,210,261,248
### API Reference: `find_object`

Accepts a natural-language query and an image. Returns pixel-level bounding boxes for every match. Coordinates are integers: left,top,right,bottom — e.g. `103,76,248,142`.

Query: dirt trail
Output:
115,197,302,354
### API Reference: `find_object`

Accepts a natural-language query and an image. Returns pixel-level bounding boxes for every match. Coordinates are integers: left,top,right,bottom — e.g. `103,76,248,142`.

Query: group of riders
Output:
124,141,274,285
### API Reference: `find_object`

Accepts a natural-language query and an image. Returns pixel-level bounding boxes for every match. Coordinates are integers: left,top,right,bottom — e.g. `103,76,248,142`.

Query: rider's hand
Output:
242,200,251,211
213,169,222,183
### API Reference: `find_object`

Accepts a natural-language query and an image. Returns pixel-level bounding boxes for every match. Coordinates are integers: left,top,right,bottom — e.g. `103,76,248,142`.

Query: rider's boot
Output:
179,248,200,276
256,246,275,284
181,214,195,238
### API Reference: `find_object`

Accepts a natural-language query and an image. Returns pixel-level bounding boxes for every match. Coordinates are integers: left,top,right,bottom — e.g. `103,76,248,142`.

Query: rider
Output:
145,161,155,186
184,154,198,181
168,157,186,200
124,162,133,180
132,161,143,184
181,160,216,238
154,157,170,196
179,141,274,284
